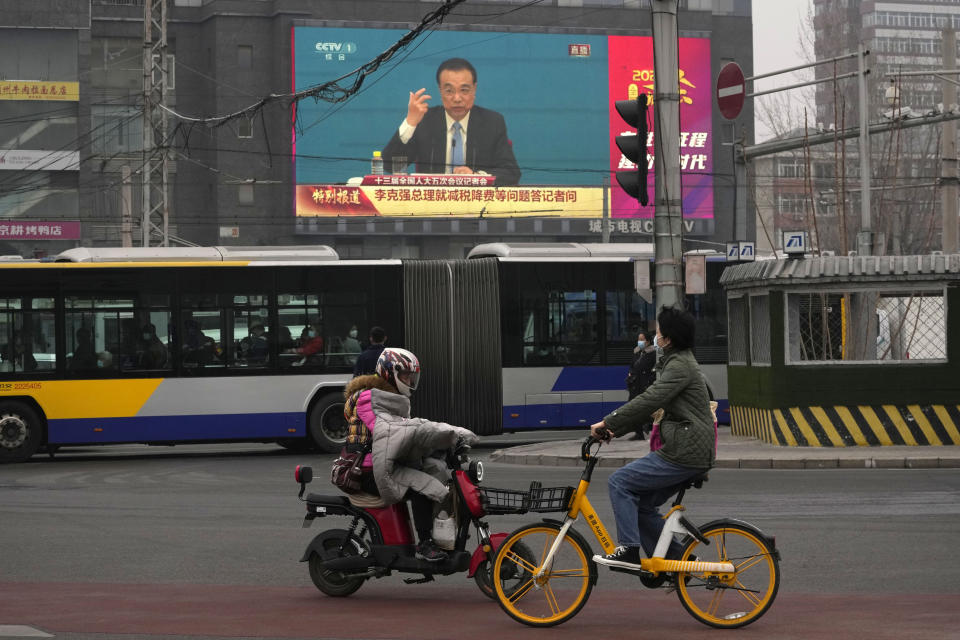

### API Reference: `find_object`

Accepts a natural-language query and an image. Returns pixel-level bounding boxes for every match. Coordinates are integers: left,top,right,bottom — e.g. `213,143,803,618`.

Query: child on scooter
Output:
341,347,478,562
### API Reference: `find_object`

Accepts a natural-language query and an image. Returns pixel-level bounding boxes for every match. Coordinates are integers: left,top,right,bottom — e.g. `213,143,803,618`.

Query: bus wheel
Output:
0,401,44,463
308,393,348,454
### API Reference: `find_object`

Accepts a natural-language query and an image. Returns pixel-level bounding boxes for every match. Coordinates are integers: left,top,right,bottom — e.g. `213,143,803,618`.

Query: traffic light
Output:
614,94,649,206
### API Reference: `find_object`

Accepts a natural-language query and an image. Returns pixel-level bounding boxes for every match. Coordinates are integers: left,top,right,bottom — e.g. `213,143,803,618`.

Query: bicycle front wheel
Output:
492,522,595,627
675,521,780,629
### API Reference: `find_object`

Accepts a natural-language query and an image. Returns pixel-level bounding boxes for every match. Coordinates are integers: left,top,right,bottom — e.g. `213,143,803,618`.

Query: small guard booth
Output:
720,254,960,447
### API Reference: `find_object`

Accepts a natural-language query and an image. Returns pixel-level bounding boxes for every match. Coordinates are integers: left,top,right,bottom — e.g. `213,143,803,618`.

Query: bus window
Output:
605,290,655,365
230,294,270,368
65,295,171,372
685,261,729,364
277,293,324,368
0,297,56,373
520,289,598,365
180,293,226,370
322,291,368,369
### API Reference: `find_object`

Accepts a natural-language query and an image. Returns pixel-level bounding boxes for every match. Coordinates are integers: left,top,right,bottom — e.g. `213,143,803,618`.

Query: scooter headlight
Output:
468,460,483,483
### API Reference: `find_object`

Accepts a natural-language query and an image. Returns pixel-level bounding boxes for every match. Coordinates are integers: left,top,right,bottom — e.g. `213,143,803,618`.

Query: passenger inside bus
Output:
181,317,219,367
0,330,37,372
69,327,98,370
287,323,324,365
118,319,141,369
139,323,168,369
239,322,269,364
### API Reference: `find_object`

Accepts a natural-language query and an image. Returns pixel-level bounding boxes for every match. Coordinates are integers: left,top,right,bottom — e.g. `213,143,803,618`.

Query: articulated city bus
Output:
466,243,728,432
0,243,728,463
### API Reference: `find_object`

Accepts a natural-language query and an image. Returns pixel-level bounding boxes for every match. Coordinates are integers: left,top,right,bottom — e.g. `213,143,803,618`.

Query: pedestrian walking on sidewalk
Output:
626,329,657,440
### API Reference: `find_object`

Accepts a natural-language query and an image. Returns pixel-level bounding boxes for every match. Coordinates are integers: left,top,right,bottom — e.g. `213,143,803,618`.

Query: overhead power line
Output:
158,0,468,131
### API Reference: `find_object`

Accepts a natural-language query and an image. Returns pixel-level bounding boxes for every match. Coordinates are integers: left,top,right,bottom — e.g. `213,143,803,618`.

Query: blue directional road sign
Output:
783,231,808,255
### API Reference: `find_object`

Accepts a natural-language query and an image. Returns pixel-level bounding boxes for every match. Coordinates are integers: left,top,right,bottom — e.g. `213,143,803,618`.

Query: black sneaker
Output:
415,539,447,563
593,546,643,569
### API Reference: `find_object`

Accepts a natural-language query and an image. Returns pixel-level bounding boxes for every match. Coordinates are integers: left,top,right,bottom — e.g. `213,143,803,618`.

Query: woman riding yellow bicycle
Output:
590,305,715,569
491,306,780,628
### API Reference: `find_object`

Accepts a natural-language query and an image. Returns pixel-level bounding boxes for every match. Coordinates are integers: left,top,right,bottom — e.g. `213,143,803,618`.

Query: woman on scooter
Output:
341,347,479,563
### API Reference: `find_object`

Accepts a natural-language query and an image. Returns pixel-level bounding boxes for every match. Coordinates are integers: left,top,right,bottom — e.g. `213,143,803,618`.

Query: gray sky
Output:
752,0,811,140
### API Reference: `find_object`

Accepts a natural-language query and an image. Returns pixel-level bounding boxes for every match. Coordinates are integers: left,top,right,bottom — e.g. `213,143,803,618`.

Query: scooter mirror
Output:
295,465,313,484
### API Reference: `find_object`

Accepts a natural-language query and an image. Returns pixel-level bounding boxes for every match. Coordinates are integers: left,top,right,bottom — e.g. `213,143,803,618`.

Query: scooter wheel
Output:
308,529,368,597
473,560,496,600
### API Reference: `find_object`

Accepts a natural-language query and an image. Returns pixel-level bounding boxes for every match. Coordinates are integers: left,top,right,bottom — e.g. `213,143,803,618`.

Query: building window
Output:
238,45,252,69
238,117,253,139
238,184,254,205
778,158,804,178
814,162,833,179
91,105,143,155
778,194,806,214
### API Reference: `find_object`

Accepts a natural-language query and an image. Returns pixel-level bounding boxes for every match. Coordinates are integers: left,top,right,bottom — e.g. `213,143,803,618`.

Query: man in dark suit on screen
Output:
383,57,521,186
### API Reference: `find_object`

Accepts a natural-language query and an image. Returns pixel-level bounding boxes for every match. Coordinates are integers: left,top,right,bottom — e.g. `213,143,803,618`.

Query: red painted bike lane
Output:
1,581,957,639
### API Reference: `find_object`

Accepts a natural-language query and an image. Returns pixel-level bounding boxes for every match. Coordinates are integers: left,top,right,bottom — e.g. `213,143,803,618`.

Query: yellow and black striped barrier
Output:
731,405,960,446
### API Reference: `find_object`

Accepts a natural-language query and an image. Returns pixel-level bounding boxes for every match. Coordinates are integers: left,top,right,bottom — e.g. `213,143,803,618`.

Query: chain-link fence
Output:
788,289,946,362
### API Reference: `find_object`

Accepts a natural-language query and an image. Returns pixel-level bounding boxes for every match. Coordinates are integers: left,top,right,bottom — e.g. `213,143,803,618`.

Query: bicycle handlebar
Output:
580,436,603,461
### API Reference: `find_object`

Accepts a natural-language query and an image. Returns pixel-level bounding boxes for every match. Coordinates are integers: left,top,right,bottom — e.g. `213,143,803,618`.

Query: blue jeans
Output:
607,452,701,557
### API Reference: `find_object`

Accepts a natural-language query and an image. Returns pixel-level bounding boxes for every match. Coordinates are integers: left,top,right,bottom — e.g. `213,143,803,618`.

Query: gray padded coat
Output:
360,386,479,505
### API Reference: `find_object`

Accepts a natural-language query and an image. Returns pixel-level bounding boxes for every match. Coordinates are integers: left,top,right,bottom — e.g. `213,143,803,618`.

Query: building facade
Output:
804,0,959,255
0,0,754,259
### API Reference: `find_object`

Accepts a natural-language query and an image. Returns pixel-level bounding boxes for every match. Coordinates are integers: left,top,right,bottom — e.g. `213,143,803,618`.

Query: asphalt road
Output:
1,444,959,639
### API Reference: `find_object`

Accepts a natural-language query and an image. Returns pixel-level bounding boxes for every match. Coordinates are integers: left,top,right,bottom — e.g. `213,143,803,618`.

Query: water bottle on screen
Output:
371,150,384,175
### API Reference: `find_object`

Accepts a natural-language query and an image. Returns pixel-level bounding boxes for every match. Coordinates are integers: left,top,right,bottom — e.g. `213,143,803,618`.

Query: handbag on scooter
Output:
330,446,368,494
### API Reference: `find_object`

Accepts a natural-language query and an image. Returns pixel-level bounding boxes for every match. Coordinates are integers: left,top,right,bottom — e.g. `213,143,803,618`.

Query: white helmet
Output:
375,347,421,397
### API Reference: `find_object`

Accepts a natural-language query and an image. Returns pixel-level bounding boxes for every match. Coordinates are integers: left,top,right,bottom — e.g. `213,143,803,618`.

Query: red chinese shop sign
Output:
0,221,81,240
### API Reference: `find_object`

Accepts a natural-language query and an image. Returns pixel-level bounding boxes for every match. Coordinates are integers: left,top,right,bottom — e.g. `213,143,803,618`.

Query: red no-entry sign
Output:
716,62,746,120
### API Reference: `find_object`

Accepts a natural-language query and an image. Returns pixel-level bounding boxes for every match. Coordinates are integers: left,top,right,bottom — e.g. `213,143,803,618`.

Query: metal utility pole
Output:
142,0,170,247
733,127,747,243
942,30,959,254
856,41,873,257
651,0,684,311
601,175,610,243
121,165,133,247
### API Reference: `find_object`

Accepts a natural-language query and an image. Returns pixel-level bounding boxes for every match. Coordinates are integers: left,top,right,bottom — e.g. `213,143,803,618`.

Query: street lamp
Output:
885,78,900,107
882,79,910,119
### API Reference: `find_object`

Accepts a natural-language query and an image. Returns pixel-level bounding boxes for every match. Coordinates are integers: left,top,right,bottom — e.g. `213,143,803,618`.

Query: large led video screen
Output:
292,26,712,220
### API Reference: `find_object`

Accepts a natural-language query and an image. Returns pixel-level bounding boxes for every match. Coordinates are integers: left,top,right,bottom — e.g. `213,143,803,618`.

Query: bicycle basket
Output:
527,485,574,513
479,487,530,514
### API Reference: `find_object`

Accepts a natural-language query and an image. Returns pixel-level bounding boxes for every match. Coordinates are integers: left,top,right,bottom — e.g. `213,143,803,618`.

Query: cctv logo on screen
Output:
315,42,357,53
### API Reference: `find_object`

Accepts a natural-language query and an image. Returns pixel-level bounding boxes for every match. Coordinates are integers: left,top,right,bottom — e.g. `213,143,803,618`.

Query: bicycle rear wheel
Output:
674,520,780,628
492,522,595,627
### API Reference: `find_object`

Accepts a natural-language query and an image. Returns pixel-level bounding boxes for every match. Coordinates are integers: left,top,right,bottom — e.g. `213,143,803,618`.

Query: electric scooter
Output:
294,445,527,598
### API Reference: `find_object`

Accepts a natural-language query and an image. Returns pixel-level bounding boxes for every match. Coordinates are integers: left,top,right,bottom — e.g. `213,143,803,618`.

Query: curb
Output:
489,451,960,469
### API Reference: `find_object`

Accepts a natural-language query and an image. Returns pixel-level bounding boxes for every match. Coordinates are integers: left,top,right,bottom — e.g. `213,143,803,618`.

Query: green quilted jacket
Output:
603,347,715,470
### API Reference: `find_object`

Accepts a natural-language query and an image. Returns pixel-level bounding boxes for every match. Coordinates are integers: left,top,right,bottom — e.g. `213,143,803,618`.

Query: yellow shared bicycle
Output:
490,437,781,628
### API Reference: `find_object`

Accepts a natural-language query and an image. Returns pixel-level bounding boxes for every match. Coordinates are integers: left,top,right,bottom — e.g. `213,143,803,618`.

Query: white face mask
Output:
637,340,645,348
307,330,316,338
349,329,358,338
